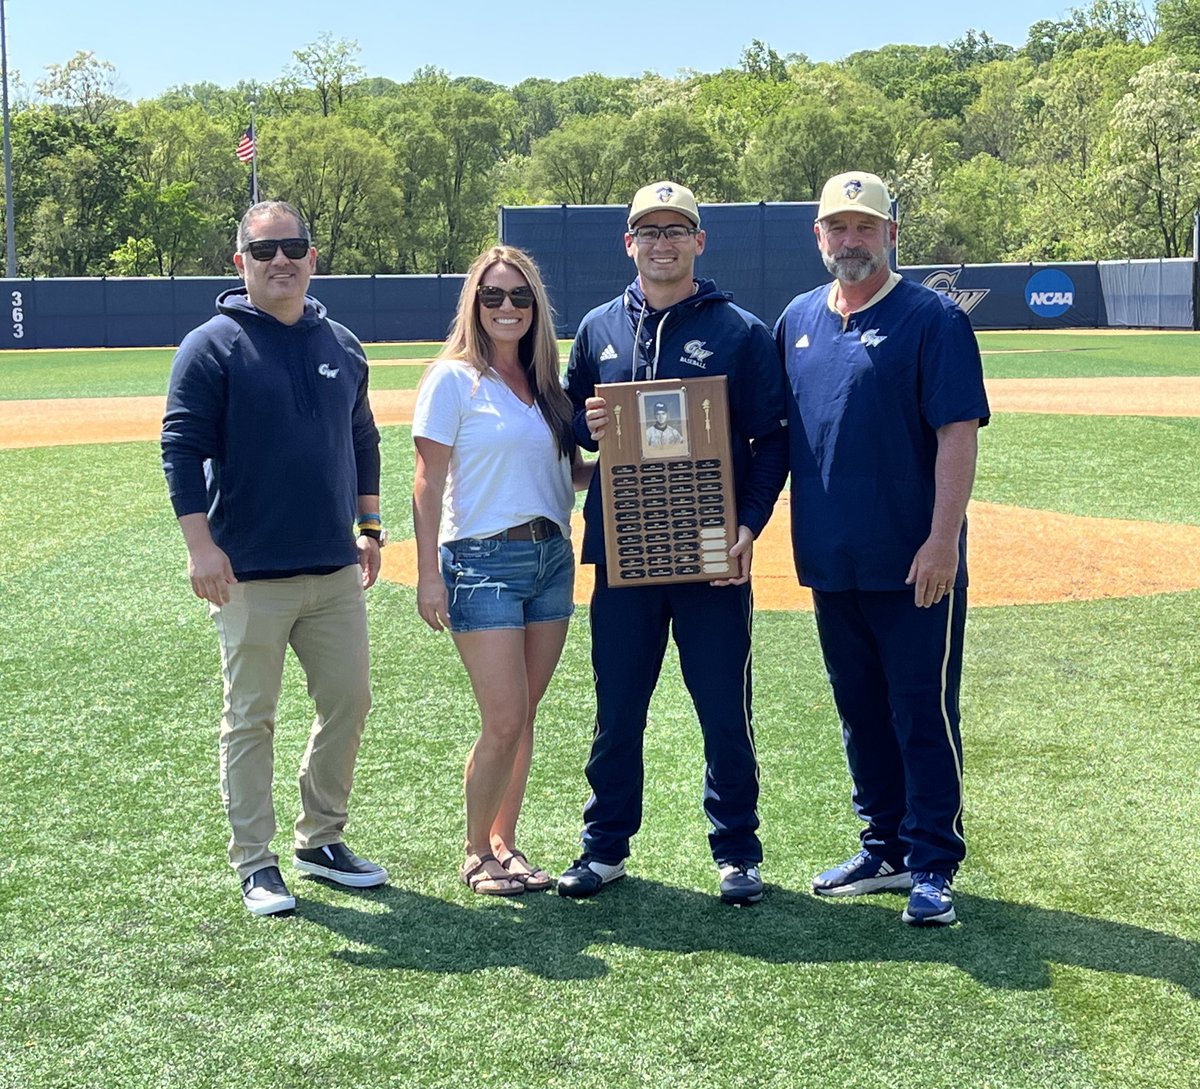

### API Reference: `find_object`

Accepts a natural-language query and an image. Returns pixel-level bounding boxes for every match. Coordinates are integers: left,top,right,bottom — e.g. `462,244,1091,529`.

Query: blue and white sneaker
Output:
902,871,956,926
557,857,625,898
718,862,764,906
811,849,913,897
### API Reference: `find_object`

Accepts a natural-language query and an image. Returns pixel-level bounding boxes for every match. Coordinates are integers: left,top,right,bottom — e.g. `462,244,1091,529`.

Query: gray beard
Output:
823,248,887,284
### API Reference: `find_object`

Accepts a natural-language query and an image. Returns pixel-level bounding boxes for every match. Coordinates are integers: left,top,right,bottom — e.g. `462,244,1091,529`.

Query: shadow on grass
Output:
299,878,1199,995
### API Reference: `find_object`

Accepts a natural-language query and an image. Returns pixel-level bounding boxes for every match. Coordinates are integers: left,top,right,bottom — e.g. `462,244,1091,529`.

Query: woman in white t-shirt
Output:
413,245,592,896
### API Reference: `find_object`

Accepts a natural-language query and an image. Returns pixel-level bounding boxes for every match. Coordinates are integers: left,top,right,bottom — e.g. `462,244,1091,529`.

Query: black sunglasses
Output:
477,285,535,309
242,237,311,262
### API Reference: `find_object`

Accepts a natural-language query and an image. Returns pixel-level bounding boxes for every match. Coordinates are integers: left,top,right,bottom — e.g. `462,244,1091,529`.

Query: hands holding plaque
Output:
592,376,747,588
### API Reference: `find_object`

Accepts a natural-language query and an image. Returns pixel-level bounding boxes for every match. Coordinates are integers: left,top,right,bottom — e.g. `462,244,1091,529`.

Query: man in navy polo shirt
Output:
774,172,990,926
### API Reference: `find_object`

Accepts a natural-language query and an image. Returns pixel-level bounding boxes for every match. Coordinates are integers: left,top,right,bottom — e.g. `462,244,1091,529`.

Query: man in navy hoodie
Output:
162,201,388,916
558,181,788,905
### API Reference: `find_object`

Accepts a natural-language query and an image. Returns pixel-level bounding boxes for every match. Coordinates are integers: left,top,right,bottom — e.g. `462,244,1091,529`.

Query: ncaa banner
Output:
899,263,1104,329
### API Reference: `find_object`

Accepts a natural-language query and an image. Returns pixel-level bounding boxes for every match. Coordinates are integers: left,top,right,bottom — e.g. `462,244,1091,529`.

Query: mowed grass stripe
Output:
1,332,1198,399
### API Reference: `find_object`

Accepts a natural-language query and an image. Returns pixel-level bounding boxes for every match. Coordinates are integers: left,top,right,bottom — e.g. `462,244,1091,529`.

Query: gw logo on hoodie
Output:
680,340,713,368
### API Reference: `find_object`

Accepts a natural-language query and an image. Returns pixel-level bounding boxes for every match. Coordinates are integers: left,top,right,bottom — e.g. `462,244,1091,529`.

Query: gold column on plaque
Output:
595,375,738,587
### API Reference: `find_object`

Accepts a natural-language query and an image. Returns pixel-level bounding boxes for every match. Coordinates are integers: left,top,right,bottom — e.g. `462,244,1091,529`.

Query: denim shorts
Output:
439,534,575,633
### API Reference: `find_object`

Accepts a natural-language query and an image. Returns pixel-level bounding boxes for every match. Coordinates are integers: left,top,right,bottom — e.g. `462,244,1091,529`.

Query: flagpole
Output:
1,0,16,276
249,99,259,205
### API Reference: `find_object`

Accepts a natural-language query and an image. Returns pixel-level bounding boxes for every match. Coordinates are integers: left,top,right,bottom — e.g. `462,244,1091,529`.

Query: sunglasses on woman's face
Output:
242,237,311,261
477,285,535,309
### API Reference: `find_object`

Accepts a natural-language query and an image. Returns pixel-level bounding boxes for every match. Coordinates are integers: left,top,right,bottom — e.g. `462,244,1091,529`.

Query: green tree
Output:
940,153,1027,261
425,79,505,271
619,105,737,200
739,39,790,81
963,58,1038,159
35,50,125,124
689,66,804,160
554,73,637,119
1012,42,1151,258
111,182,208,275
1105,55,1200,255
263,114,393,273
1157,0,1200,56
503,78,562,156
527,114,630,204
740,86,922,202
116,102,245,274
286,34,364,116
7,108,133,275
1024,0,1155,63
360,96,445,273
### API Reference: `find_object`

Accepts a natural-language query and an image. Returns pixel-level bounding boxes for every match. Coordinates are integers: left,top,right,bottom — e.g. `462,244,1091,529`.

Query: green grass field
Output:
3,331,1198,400
2,334,1199,1089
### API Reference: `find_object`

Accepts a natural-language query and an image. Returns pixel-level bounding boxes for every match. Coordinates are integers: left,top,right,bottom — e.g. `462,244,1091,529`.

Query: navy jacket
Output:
565,277,788,566
161,288,381,579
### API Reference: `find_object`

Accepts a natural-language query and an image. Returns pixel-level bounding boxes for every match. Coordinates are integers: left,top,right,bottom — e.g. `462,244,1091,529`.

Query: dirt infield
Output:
378,499,1200,612
6,377,1199,609
6,377,1200,450
0,389,420,449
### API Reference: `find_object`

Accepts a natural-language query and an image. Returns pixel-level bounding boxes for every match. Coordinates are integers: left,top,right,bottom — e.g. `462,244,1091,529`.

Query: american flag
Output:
236,126,256,163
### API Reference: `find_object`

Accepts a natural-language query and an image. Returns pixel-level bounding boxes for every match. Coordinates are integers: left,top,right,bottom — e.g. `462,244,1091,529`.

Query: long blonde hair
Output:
438,245,574,459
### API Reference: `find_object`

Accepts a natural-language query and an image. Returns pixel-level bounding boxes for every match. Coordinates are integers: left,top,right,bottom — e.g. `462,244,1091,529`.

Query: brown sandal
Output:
498,849,553,892
460,852,524,896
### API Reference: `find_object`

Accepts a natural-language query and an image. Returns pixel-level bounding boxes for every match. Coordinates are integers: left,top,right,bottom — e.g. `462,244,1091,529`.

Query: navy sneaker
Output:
294,842,388,888
557,857,625,898
812,849,912,897
241,865,296,917
718,862,764,906
902,871,956,926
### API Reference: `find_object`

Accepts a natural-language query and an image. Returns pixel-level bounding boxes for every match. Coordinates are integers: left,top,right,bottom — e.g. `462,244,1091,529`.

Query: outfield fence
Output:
0,206,1194,349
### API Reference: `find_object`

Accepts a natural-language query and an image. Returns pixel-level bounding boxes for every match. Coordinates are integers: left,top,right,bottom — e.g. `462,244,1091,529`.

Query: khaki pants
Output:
210,564,371,880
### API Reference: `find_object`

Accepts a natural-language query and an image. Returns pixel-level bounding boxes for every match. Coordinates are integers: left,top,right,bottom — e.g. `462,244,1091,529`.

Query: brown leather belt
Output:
483,518,562,542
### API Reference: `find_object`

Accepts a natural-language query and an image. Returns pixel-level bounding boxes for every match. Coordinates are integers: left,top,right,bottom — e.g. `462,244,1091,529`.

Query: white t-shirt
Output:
412,358,574,544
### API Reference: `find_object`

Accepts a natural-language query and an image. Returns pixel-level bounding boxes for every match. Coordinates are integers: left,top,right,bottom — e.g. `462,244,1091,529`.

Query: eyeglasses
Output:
629,225,699,244
476,285,535,309
242,237,311,261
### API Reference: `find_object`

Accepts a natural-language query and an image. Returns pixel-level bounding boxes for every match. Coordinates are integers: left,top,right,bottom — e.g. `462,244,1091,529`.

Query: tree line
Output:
5,0,1200,279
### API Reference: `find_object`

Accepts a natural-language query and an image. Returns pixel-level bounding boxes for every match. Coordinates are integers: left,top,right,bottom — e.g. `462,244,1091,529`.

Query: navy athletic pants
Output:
812,587,968,876
579,569,762,865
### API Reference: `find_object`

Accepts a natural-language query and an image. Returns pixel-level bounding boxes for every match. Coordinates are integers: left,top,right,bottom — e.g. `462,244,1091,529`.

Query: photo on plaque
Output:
638,390,689,459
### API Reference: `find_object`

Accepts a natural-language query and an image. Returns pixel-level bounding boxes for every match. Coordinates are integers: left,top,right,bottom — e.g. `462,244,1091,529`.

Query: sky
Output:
5,0,1074,103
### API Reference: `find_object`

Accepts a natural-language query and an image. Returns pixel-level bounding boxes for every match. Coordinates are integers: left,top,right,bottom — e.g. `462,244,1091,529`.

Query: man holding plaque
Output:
559,180,788,905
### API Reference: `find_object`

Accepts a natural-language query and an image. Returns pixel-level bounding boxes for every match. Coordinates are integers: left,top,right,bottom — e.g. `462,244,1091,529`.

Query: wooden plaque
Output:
596,376,737,587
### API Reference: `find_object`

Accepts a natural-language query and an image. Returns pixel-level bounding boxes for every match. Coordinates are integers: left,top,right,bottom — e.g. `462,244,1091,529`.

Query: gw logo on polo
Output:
317,363,340,378
1026,269,1075,318
681,340,713,368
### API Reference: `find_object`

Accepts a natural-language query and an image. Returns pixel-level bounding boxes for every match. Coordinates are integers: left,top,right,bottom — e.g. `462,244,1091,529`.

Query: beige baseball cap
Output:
817,172,893,222
628,181,701,228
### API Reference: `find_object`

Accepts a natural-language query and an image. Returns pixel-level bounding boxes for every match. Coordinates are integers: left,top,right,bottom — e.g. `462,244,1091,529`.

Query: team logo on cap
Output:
656,185,675,202
843,179,863,200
